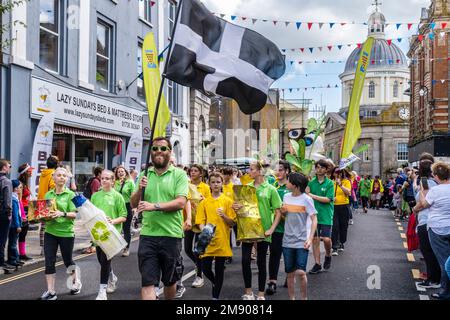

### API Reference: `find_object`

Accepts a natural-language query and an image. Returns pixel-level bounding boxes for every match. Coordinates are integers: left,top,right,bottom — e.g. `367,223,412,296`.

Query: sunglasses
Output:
151,146,171,152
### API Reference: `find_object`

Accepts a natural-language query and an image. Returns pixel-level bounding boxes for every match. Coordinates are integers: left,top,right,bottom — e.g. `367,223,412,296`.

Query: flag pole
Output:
141,0,184,199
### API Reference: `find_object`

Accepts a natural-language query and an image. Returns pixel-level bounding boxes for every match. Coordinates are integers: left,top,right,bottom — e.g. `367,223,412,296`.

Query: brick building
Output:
408,0,450,163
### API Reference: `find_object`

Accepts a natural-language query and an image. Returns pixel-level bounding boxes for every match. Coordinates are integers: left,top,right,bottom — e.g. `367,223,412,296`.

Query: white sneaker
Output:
242,293,255,300
257,296,266,300
106,273,118,293
40,291,57,300
70,279,82,295
192,276,204,288
349,219,354,225
96,289,107,300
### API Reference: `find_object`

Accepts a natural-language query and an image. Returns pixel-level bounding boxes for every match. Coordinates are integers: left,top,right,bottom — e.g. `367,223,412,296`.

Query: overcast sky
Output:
202,0,431,114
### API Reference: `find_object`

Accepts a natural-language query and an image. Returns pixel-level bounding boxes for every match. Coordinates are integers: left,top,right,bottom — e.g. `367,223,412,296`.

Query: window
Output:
393,81,399,98
362,149,370,162
137,42,144,100
397,143,408,161
167,79,179,115
369,81,375,98
169,1,177,36
96,21,112,91
40,0,60,72
139,0,152,23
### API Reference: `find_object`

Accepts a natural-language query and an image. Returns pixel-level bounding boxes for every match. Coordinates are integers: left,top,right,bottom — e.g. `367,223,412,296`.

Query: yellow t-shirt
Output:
194,181,212,200
195,194,236,257
334,179,352,205
222,182,234,201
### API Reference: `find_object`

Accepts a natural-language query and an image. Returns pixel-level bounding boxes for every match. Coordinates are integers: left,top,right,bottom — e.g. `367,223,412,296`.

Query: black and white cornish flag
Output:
165,0,286,115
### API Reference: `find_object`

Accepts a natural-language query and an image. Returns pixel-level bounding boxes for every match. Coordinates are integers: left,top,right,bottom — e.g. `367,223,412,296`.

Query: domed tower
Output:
325,4,411,179
339,6,410,118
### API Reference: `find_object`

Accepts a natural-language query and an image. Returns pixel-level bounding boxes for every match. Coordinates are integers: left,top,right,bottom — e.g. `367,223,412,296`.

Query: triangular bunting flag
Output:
291,49,295,52
396,23,401,30
341,22,347,26
357,43,362,49
407,23,413,30
441,79,446,84
442,22,448,29
297,88,300,92
309,48,314,53
290,61,294,66
282,49,286,53
252,18,257,24
285,21,290,27
298,61,303,64
308,22,313,30
273,21,278,26
396,59,400,63
330,23,335,29
318,47,323,51
432,80,437,85
289,88,293,93
300,48,305,53
335,85,339,88
296,22,302,29
319,23,324,29
387,39,392,45
430,22,436,29
262,19,268,22
241,17,247,21
371,60,375,65
322,60,326,63
397,38,402,43
231,16,237,21
338,45,343,50
150,1,156,6
327,45,333,51
220,14,225,18
418,34,424,41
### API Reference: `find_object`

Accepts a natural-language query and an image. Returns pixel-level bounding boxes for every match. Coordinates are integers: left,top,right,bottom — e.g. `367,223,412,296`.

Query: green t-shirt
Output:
91,189,127,233
249,181,282,243
273,181,290,234
44,188,77,238
308,177,335,226
114,179,135,203
134,166,189,238
359,179,372,198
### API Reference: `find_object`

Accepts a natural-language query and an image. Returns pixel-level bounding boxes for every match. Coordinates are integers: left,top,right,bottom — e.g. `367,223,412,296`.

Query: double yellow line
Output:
0,253,94,286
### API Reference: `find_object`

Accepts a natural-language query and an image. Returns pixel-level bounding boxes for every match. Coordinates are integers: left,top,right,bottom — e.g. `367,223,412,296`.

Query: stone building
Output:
324,7,410,179
407,0,450,164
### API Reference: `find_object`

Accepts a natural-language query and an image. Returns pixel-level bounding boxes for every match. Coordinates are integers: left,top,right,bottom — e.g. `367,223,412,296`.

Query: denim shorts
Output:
314,224,332,238
282,247,309,273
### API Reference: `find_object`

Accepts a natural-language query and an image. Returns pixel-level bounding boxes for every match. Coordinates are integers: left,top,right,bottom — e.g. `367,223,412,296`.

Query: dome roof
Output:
343,39,408,74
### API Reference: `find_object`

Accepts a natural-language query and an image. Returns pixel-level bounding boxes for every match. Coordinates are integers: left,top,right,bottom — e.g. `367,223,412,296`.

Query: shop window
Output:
39,0,61,72
167,79,179,115
75,137,106,190
96,20,113,91
52,133,71,166
169,1,177,36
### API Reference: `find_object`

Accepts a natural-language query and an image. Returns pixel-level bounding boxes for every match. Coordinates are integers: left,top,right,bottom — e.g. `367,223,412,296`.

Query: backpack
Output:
82,177,96,199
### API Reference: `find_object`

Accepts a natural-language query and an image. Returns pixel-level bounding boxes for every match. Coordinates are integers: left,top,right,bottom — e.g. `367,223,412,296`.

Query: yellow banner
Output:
142,32,171,138
340,37,374,163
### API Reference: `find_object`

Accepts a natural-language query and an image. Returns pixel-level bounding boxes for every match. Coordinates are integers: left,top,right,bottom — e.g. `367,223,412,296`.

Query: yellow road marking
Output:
400,233,406,239
398,226,404,231
407,253,415,262
403,242,408,249
411,269,421,279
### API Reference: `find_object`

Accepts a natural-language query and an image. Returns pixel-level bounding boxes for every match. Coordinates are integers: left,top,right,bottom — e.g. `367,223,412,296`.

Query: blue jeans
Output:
428,228,450,297
7,228,19,265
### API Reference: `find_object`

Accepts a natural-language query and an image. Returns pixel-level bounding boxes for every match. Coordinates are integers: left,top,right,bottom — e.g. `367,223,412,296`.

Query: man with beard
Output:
131,137,189,300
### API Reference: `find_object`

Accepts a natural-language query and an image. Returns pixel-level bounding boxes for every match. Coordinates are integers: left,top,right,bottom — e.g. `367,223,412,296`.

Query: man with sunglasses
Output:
0,159,15,272
131,137,189,300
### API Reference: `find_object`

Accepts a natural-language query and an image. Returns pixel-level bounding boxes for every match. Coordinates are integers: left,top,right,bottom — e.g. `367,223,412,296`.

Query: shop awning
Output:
54,125,122,142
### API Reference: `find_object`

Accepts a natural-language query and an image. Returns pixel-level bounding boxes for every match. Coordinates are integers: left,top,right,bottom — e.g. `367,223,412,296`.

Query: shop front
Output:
31,76,145,192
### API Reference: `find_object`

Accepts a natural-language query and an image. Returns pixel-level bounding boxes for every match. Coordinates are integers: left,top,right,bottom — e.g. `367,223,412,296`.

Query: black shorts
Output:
314,224,332,238
138,236,182,287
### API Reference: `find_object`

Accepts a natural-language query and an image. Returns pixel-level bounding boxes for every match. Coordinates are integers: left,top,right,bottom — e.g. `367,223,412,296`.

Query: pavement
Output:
0,207,441,300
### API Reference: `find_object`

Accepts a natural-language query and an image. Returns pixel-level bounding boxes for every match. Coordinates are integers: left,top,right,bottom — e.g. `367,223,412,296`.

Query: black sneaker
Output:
417,280,441,289
308,263,323,274
265,282,277,295
2,263,16,271
338,244,345,252
19,255,33,261
323,256,332,271
331,249,339,256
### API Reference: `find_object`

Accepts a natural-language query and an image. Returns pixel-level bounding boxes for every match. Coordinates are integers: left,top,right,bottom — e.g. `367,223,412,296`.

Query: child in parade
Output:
196,172,236,300
41,167,81,300
281,172,317,300
232,161,282,300
91,170,127,300
7,180,22,268
186,164,210,288
114,165,135,257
